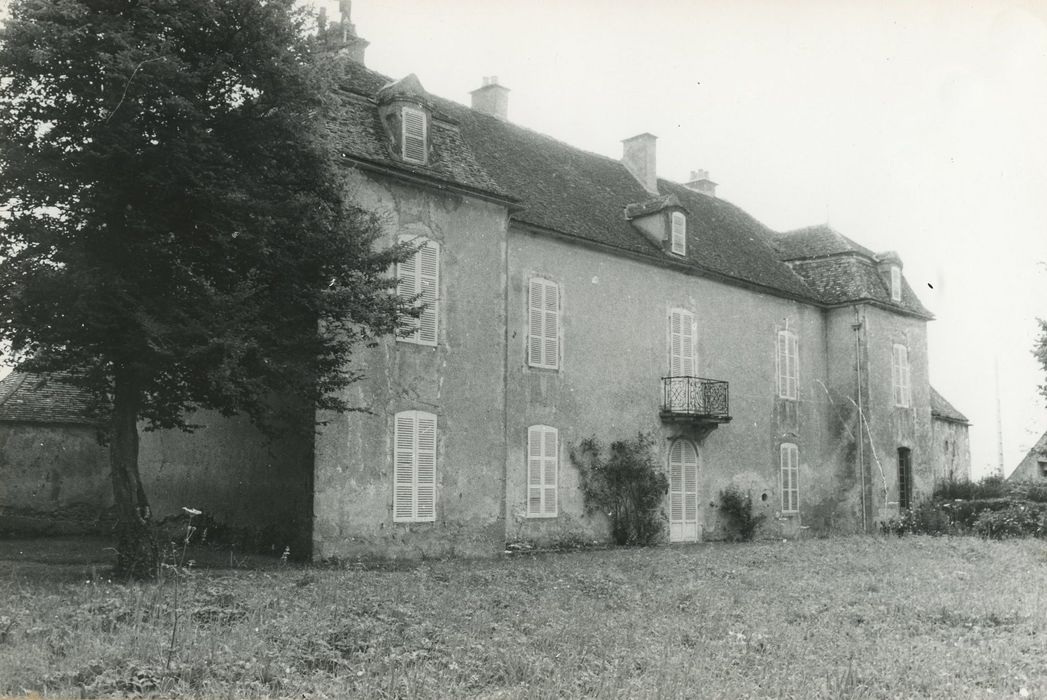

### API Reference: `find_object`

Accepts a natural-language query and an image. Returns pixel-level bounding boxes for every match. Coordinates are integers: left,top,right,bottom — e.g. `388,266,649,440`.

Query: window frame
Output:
527,277,561,370
392,410,437,523
526,425,559,518
401,106,428,165
891,343,911,408
780,442,799,514
396,236,439,347
668,308,696,377
890,265,902,302
670,211,687,255
776,328,799,400
897,447,913,510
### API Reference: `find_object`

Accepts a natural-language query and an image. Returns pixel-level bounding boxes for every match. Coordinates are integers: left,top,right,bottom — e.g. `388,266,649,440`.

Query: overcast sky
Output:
321,0,1047,478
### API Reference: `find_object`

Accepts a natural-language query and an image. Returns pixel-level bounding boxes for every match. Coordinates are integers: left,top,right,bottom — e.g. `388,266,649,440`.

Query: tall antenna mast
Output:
995,357,1005,477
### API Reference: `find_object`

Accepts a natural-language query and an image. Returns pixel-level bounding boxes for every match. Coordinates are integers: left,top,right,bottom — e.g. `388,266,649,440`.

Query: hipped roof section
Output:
329,59,930,314
930,386,971,425
0,371,100,426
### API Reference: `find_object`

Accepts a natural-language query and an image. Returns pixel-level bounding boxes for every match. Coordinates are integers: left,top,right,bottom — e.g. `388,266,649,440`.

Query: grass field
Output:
1,536,1045,698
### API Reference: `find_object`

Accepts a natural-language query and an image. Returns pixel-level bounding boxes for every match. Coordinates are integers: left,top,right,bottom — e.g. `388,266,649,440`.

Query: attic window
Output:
671,212,686,255
890,265,902,302
401,106,427,164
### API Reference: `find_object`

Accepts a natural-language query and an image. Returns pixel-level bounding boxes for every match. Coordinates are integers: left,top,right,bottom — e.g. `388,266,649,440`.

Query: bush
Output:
972,503,1047,540
718,485,765,542
570,433,669,546
932,475,1007,502
880,499,956,537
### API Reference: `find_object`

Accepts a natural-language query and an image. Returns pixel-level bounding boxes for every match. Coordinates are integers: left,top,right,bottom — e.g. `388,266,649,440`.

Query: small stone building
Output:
1008,430,1047,481
929,386,972,482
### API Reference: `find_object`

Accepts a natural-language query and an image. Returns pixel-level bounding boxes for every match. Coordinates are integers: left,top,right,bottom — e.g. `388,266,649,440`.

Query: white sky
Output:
324,0,1047,479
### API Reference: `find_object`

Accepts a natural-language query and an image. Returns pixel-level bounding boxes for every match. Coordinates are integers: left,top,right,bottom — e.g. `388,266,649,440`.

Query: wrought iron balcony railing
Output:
661,376,731,422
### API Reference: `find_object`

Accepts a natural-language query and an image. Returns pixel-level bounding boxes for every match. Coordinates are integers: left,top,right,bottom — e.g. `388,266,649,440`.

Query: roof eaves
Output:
343,154,519,207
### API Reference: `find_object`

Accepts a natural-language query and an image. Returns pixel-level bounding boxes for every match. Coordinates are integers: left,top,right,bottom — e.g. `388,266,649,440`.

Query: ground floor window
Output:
780,443,799,513
898,447,912,510
527,425,558,517
393,410,437,522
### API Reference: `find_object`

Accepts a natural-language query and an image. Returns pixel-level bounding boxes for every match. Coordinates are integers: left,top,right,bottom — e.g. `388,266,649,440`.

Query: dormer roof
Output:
624,194,683,219
376,73,430,105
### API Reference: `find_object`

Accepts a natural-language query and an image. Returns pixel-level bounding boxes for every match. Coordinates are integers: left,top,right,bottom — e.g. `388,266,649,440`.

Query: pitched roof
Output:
329,59,929,311
929,386,970,425
0,371,99,425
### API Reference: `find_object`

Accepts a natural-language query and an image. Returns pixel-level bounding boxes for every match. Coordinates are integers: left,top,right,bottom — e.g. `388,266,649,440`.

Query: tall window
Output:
528,278,560,369
780,443,799,513
777,329,799,400
393,411,437,522
890,266,902,302
401,106,427,164
671,211,687,255
897,447,912,510
669,308,696,376
396,237,439,346
891,344,911,407
527,425,559,517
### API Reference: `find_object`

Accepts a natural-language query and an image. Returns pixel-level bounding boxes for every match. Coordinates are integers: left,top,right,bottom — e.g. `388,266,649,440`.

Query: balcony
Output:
660,376,731,424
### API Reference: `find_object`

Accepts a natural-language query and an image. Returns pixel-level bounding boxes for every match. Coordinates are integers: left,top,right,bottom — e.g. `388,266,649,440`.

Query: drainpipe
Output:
852,306,867,533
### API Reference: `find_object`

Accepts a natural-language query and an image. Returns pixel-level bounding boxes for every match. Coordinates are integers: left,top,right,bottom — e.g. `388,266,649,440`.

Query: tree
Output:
1036,318,1047,406
0,0,411,578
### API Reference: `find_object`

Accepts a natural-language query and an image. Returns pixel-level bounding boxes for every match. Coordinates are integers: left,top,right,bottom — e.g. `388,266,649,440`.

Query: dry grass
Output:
1,536,1046,698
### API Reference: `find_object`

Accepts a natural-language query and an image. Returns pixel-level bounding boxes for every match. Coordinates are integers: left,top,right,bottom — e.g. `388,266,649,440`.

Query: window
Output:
393,411,437,522
776,329,799,400
528,278,560,369
1038,459,1047,478
527,425,558,517
396,237,439,346
897,447,912,510
780,443,799,513
891,343,911,407
668,308,696,376
671,211,687,255
890,266,902,302
668,439,700,542
401,106,427,164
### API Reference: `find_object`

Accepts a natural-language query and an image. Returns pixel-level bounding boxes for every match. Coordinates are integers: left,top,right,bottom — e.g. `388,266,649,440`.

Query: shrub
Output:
932,475,1007,502
570,433,669,546
718,485,765,542
880,499,956,537
972,503,1047,540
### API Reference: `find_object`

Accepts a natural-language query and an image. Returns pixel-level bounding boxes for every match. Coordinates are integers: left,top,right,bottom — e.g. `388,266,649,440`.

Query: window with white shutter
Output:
668,439,699,542
776,329,799,400
401,106,427,164
668,308,696,376
396,237,439,346
527,278,560,369
526,425,558,517
393,410,437,522
891,344,911,408
780,443,799,513
890,266,902,302
671,212,687,255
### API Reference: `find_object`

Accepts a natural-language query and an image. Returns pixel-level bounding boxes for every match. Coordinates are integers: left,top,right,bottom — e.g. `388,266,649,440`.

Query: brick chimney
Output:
470,76,510,120
684,169,718,197
336,0,369,65
622,133,658,194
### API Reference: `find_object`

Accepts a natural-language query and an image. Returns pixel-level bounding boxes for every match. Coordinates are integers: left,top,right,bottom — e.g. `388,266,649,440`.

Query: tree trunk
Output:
110,366,157,579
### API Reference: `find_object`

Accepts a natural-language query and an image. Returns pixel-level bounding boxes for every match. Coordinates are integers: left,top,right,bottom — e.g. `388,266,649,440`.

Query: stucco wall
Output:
312,171,509,559
504,229,833,545
860,305,933,522
931,418,971,482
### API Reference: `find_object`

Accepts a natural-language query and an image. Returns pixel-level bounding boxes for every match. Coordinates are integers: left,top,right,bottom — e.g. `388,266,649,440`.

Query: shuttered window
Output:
401,106,427,164
777,329,799,400
528,278,560,369
526,425,558,517
890,266,902,302
780,443,799,513
393,411,437,522
671,212,687,255
891,344,911,407
669,308,696,376
396,237,439,346
668,439,699,535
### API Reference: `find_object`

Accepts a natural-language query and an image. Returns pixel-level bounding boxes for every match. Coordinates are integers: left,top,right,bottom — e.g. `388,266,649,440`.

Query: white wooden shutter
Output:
780,443,799,513
777,330,798,399
402,107,427,164
396,237,439,346
393,410,437,522
890,266,902,302
671,212,686,255
528,278,559,369
669,440,684,524
669,309,695,376
892,344,910,407
527,425,558,517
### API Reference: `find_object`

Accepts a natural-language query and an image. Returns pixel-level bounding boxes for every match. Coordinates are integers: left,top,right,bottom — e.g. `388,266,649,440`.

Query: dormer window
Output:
401,106,427,164
890,265,902,302
671,211,686,255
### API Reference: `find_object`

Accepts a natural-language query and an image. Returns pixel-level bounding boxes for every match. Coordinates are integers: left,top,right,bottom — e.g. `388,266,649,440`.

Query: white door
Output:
669,439,700,542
